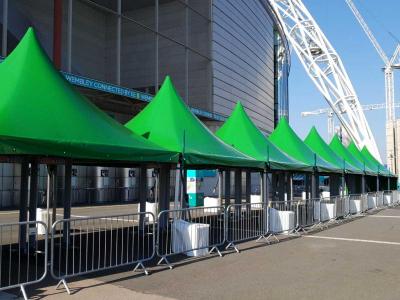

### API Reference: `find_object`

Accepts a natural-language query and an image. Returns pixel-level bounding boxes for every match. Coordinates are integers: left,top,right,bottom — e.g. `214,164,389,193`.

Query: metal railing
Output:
0,221,48,300
225,202,268,252
156,206,225,269
51,212,155,293
296,199,315,230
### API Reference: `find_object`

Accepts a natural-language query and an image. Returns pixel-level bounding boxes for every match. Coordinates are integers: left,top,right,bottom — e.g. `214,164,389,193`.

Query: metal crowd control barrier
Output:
268,200,298,238
157,206,225,269
367,192,378,210
383,190,393,206
0,221,48,300
51,212,155,293
296,199,315,231
225,203,268,252
348,194,364,215
377,191,384,208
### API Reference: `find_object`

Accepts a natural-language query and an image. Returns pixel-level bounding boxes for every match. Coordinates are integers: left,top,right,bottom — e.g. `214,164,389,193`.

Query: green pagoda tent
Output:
268,118,341,173
329,135,374,175
361,146,391,176
0,28,178,163
215,102,311,171
125,77,264,169
304,127,361,174
347,141,379,175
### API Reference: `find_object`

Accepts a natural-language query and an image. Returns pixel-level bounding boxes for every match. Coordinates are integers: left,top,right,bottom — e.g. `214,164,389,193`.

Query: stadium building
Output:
0,0,290,208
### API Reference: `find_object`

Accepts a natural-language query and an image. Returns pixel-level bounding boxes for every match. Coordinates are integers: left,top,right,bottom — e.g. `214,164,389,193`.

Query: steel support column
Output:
2,0,8,57
53,0,63,69
116,0,121,85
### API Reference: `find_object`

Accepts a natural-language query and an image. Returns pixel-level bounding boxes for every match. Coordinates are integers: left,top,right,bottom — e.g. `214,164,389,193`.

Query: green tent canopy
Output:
0,28,178,163
347,141,379,175
361,146,391,176
125,77,264,169
329,135,374,175
215,102,311,171
268,118,342,173
304,127,361,174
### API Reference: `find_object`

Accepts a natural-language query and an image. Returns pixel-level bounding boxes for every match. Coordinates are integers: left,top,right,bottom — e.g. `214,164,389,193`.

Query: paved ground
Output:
3,206,400,300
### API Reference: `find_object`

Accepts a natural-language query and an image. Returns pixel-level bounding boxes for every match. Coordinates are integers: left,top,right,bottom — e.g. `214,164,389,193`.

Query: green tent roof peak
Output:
347,141,379,174
304,127,361,174
215,102,310,171
268,118,341,173
329,135,369,174
361,146,390,176
125,78,263,168
0,28,177,163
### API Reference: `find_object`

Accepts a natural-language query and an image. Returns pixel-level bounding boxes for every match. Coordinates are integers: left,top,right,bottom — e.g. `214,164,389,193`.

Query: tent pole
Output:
63,161,72,245
261,170,269,233
245,171,251,204
138,166,147,232
28,161,39,251
174,163,181,211
311,170,318,199
234,169,242,205
376,176,380,192
361,174,366,194
19,161,29,253
52,165,58,225
158,165,170,230
181,165,187,209
224,169,231,209
278,172,285,201
218,170,223,204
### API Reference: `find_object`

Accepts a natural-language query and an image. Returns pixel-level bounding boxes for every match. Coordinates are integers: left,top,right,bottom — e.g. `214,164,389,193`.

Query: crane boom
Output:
269,0,382,162
345,0,390,65
302,102,400,117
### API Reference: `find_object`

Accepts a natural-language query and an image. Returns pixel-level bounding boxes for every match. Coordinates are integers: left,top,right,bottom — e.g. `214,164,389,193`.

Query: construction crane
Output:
268,0,382,162
302,102,400,138
345,0,400,172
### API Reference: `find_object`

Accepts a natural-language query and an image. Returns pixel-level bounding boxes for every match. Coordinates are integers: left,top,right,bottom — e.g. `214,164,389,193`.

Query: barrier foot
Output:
209,246,222,257
133,261,149,276
20,285,28,300
157,256,173,270
295,226,307,235
225,242,239,253
56,279,71,295
256,235,270,244
266,233,280,243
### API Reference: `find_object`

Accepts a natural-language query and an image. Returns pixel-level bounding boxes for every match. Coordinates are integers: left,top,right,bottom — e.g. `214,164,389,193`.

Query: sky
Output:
288,0,400,164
